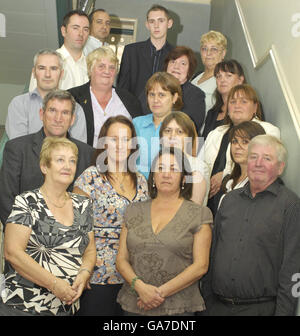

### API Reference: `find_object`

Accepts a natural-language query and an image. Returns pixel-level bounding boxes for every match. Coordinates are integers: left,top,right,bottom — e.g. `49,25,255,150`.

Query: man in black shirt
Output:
206,134,300,316
117,4,174,99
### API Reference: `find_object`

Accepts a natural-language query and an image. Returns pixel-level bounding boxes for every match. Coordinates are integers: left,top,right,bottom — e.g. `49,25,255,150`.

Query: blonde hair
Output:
40,137,78,168
86,46,119,78
200,30,227,50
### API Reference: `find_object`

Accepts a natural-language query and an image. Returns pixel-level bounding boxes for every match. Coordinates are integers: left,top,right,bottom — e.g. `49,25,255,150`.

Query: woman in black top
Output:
202,60,245,139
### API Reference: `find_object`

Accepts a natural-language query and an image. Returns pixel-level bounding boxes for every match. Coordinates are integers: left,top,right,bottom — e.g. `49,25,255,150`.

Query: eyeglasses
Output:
200,46,221,54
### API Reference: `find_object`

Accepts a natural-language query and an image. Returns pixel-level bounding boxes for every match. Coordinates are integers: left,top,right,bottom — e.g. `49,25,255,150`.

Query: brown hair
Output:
148,147,193,200
222,121,266,191
146,72,183,110
147,4,170,20
224,84,263,126
62,9,89,27
164,46,197,81
93,115,138,187
159,111,198,156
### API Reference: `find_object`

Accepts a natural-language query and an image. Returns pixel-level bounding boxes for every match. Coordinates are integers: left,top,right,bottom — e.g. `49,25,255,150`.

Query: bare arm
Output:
71,231,96,302
158,224,212,298
73,186,90,198
190,171,207,205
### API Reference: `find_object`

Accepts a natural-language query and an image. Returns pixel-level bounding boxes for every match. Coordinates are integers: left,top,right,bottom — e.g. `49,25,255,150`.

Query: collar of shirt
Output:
58,44,86,64
240,178,283,199
148,38,168,53
137,113,156,129
28,87,43,100
88,35,108,46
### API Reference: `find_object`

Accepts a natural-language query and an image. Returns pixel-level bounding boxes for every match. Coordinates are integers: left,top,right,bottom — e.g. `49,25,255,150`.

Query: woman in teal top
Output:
133,72,183,179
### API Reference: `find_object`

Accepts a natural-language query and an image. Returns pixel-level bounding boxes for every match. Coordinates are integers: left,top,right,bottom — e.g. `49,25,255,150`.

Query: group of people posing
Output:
0,4,299,317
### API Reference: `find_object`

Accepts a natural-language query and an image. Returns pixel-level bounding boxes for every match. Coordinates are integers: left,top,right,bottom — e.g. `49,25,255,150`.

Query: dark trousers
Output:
208,296,276,316
75,283,123,316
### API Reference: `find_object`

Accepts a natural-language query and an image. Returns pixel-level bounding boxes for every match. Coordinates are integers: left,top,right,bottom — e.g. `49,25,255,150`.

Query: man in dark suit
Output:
0,90,94,225
117,4,174,99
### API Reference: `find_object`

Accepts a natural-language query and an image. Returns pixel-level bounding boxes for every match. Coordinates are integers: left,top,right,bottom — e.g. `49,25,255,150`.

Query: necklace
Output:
110,173,127,193
40,188,69,208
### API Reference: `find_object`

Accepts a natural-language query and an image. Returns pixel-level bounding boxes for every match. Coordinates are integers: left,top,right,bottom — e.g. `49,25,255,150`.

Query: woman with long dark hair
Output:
73,115,148,316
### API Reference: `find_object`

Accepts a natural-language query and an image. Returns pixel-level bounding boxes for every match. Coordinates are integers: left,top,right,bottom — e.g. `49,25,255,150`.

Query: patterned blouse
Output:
74,166,148,285
2,189,93,316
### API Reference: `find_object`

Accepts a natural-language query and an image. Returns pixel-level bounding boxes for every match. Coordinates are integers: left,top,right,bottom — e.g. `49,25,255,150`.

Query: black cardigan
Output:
69,81,143,146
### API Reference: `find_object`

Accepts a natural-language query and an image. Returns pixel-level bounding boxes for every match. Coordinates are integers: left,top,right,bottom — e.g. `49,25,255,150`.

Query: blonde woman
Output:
69,46,143,147
1,137,96,316
191,31,227,129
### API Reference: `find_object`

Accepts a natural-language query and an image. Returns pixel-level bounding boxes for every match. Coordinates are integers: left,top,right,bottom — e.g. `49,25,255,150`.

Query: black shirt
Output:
210,179,300,315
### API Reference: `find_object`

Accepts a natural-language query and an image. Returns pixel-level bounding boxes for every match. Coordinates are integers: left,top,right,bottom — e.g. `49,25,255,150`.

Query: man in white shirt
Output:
29,9,90,91
83,9,111,56
6,49,87,142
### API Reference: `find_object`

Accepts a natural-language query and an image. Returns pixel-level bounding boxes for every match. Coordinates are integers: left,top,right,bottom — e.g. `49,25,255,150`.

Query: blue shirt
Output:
133,114,161,180
5,88,87,143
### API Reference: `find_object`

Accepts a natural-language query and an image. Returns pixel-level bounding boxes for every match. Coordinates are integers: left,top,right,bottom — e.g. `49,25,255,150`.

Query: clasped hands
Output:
136,283,165,311
51,272,90,305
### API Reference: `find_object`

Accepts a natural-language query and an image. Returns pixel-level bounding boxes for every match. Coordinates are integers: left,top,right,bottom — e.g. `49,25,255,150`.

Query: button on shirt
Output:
133,114,161,180
5,88,87,142
29,45,89,91
211,179,300,315
90,87,131,148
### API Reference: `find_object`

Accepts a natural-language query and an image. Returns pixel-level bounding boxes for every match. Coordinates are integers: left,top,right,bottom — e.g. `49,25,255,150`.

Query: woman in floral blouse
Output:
73,115,148,316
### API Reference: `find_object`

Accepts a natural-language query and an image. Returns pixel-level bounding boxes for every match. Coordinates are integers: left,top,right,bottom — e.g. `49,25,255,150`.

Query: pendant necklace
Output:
40,188,69,208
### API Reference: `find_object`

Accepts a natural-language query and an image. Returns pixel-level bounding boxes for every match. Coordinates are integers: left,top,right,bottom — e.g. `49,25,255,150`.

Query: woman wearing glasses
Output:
191,31,227,131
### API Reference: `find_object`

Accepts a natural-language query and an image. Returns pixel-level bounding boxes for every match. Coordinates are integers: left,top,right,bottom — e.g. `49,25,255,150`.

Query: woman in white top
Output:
191,31,227,131
218,121,266,208
159,111,208,205
203,84,280,215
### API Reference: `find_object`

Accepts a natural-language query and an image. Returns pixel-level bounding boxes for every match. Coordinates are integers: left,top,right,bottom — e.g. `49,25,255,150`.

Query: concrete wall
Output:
0,0,58,125
210,0,300,197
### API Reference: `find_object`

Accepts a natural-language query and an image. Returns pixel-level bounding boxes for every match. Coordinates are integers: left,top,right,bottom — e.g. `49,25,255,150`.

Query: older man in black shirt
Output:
206,134,300,316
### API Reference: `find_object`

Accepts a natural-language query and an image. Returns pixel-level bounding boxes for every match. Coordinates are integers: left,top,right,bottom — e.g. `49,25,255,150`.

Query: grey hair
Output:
42,89,76,115
248,134,287,165
33,49,64,69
